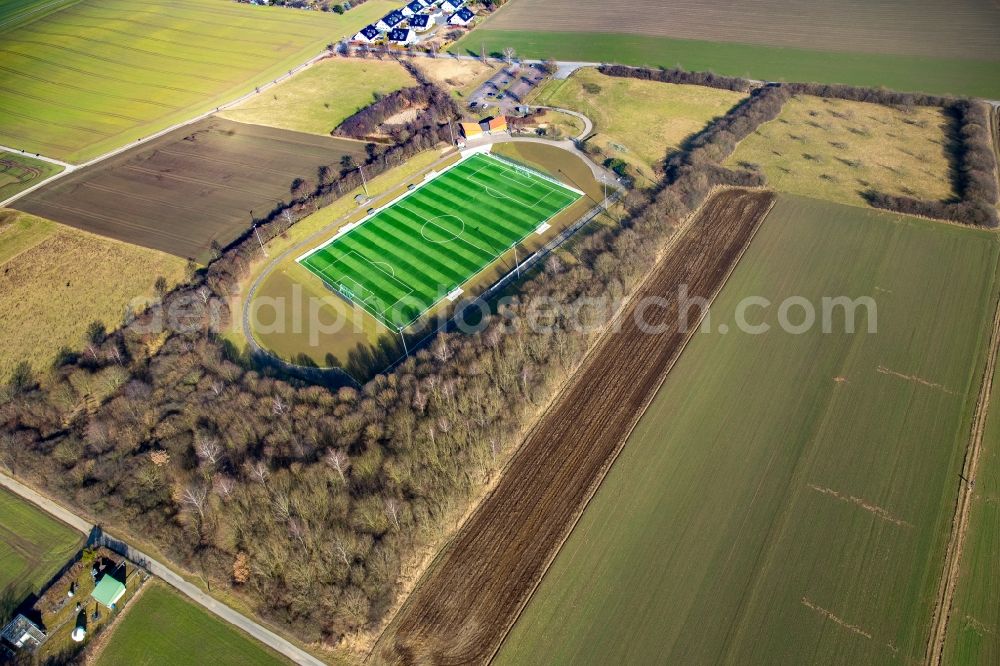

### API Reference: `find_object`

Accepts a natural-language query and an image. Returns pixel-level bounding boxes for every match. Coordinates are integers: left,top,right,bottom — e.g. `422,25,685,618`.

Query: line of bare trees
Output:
597,63,754,93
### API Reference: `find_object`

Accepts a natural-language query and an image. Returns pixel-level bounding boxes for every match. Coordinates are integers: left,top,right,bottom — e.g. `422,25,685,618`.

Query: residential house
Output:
388,27,416,45
448,6,475,26
376,9,406,31
353,24,381,43
409,13,432,32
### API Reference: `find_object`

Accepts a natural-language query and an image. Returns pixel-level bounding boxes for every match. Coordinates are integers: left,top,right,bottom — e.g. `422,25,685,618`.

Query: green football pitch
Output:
297,152,582,329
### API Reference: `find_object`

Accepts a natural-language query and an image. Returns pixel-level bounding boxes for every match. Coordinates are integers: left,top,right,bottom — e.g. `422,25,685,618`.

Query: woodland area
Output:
1,61,996,652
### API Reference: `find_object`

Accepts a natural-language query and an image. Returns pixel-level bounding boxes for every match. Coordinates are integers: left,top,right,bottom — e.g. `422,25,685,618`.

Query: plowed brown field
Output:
370,188,776,665
14,118,367,262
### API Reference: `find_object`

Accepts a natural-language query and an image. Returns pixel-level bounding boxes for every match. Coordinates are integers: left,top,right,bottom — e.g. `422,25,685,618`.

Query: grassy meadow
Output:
0,488,83,620
0,210,187,381
497,195,1000,665
218,58,414,136
411,57,495,100
0,151,62,200
532,67,745,185
727,95,955,207
94,583,287,666
451,31,1000,100
0,0,398,162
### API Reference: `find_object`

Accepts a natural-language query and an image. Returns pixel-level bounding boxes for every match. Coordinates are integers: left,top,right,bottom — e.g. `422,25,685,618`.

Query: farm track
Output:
370,188,776,665
927,259,1000,665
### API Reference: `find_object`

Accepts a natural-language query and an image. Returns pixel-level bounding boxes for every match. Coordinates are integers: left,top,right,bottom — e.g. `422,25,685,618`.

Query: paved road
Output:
0,469,324,666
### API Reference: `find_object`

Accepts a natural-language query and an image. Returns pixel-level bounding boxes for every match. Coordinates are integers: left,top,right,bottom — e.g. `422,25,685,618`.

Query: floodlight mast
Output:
359,165,369,197
250,210,268,257
399,326,409,358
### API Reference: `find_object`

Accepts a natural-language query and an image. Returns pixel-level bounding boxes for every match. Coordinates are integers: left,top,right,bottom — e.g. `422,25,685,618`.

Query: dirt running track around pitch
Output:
370,188,776,665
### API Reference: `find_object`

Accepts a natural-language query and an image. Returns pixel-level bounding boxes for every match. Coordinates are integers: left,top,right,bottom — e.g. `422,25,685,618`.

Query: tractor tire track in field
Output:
370,188,776,665
927,252,1000,665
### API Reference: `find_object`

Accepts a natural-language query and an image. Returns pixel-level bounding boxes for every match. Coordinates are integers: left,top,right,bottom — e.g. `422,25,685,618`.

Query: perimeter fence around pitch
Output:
380,190,622,374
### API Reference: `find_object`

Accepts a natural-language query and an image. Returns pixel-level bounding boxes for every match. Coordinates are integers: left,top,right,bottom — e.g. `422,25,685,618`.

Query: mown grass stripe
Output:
368,210,488,284
299,153,582,328
340,222,461,300
303,249,401,311
394,195,514,252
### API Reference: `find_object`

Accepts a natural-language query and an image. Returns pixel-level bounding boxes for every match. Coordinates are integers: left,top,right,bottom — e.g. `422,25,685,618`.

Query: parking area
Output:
468,63,548,114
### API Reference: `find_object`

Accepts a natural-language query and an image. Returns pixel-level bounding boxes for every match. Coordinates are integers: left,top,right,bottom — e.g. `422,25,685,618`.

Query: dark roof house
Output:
353,24,380,42
448,6,475,25
388,27,416,45
409,14,431,30
377,9,406,31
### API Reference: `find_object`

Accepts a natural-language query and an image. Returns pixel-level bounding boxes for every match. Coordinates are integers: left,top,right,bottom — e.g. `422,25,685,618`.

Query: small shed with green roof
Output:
91,575,126,609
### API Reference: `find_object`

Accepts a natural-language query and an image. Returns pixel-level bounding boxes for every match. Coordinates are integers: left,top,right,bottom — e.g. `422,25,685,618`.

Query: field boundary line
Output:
484,188,776,663
926,255,1000,665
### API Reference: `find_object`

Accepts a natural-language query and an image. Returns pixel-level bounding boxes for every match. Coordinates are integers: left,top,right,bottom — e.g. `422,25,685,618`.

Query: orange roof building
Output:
480,115,508,133
459,122,483,139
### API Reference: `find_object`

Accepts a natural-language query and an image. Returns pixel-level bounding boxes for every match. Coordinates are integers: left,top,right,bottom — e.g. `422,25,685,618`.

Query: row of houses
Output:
353,0,474,46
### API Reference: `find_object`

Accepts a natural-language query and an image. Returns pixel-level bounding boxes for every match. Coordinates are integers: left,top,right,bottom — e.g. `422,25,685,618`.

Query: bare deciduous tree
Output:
324,449,350,483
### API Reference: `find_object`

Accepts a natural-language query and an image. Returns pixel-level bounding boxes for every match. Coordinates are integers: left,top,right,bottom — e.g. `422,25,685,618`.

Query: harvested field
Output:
497,196,1000,665
217,58,414,136
0,0,397,162
727,94,954,207
370,188,775,664
0,210,186,381
481,0,1000,59
14,117,368,261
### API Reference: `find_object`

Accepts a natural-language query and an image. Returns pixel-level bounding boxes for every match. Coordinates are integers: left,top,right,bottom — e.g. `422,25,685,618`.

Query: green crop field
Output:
218,58,415,136
452,31,1000,100
497,195,1000,665
945,331,1000,663
0,0,398,162
95,583,287,666
298,152,581,329
0,151,62,200
0,488,83,619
